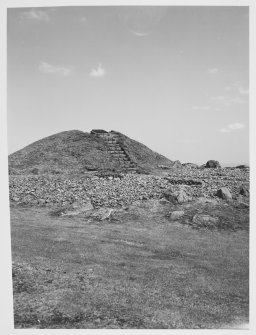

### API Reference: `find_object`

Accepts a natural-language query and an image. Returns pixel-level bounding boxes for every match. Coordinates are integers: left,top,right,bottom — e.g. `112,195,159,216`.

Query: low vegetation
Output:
11,199,249,329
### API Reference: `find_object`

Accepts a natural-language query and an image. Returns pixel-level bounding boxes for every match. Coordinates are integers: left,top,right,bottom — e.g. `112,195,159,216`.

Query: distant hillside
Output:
8,130,177,175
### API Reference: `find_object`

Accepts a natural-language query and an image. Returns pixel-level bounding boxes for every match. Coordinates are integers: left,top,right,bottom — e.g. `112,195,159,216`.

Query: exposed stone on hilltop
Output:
236,165,249,169
206,160,221,169
182,163,199,169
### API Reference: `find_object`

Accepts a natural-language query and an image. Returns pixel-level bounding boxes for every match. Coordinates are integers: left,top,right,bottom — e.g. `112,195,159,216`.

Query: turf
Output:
11,203,249,329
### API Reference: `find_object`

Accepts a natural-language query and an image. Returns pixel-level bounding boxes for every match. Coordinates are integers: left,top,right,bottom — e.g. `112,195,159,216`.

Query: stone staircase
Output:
91,130,137,170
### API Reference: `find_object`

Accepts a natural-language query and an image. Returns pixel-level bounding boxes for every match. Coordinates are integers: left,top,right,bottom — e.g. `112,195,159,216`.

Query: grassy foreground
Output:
11,203,249,329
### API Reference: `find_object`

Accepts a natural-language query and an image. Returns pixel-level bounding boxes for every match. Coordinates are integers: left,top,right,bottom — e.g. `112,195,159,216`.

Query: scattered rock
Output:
171,160,182,169
9,166,249,209
236,165,249,169
206,160,221,169
164,185,192,203
38,198,46,205
195,197,218,206
182,163,199,169
158,165,172,170
131,199,170,213
199,164,206,169
239,185,249,197
89,208,114,221
234,199,249,209
71,200,94,211
192,214,219,228
216,187,232,200
169,211,185,220
61,200,94,216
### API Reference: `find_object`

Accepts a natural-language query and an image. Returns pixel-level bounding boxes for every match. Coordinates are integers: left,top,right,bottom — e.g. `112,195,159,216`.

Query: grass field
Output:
11,202,249,329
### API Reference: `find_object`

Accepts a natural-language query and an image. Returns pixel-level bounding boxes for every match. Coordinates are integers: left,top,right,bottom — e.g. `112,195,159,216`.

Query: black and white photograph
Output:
1,0,254,331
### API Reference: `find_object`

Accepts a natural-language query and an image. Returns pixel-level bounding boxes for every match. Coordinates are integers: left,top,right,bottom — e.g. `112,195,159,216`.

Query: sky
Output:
7,6,249,165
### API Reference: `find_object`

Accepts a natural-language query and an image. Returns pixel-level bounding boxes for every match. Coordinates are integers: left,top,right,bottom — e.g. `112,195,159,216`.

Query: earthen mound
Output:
9,129,175,175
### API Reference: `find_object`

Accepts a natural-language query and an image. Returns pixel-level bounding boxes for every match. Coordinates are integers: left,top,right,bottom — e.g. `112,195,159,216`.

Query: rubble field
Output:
9,167,249,209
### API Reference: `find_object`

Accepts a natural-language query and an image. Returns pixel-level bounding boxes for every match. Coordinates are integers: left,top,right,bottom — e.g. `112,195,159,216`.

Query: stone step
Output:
108,147,122,151
95,133,137,170
109,152,127,156
109,151,126,155
105,138,117,142
113,158,131,162
107,143,121,146
109,150,124,154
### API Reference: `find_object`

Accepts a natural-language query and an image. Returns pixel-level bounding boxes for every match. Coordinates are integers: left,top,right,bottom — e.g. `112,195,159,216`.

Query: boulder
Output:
169,211,185,220
172,160,182,169
216,187,232,200
195,197,218,206
236,165,249,169
38,198,46,206
235,196,249,209
192,214,219,228
182,163,199,169
71,200,94,211
163,185,192,203
89,208,114,221
61,200,94,216
23,194,36,204
206,160,221,169
239,185,249,197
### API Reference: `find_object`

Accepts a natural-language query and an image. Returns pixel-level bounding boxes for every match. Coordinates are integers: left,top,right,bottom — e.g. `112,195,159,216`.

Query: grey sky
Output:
7,6,249,165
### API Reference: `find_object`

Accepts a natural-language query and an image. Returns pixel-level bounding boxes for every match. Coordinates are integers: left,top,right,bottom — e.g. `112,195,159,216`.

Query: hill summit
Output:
9,129,180,175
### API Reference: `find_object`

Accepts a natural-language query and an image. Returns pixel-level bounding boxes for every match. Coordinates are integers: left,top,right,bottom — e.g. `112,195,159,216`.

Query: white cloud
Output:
219,123,245,133
192,105,211,111
207,68,219,74
20,9,50,21
229,97,246,104
89,64,106,78
130,30,149,37
239,87,249,95
38,62,72,76
225,81,249,95
212,95,246,106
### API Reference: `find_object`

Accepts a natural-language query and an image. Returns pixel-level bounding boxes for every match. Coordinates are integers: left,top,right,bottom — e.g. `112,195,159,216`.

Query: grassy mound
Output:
8,130,175,175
